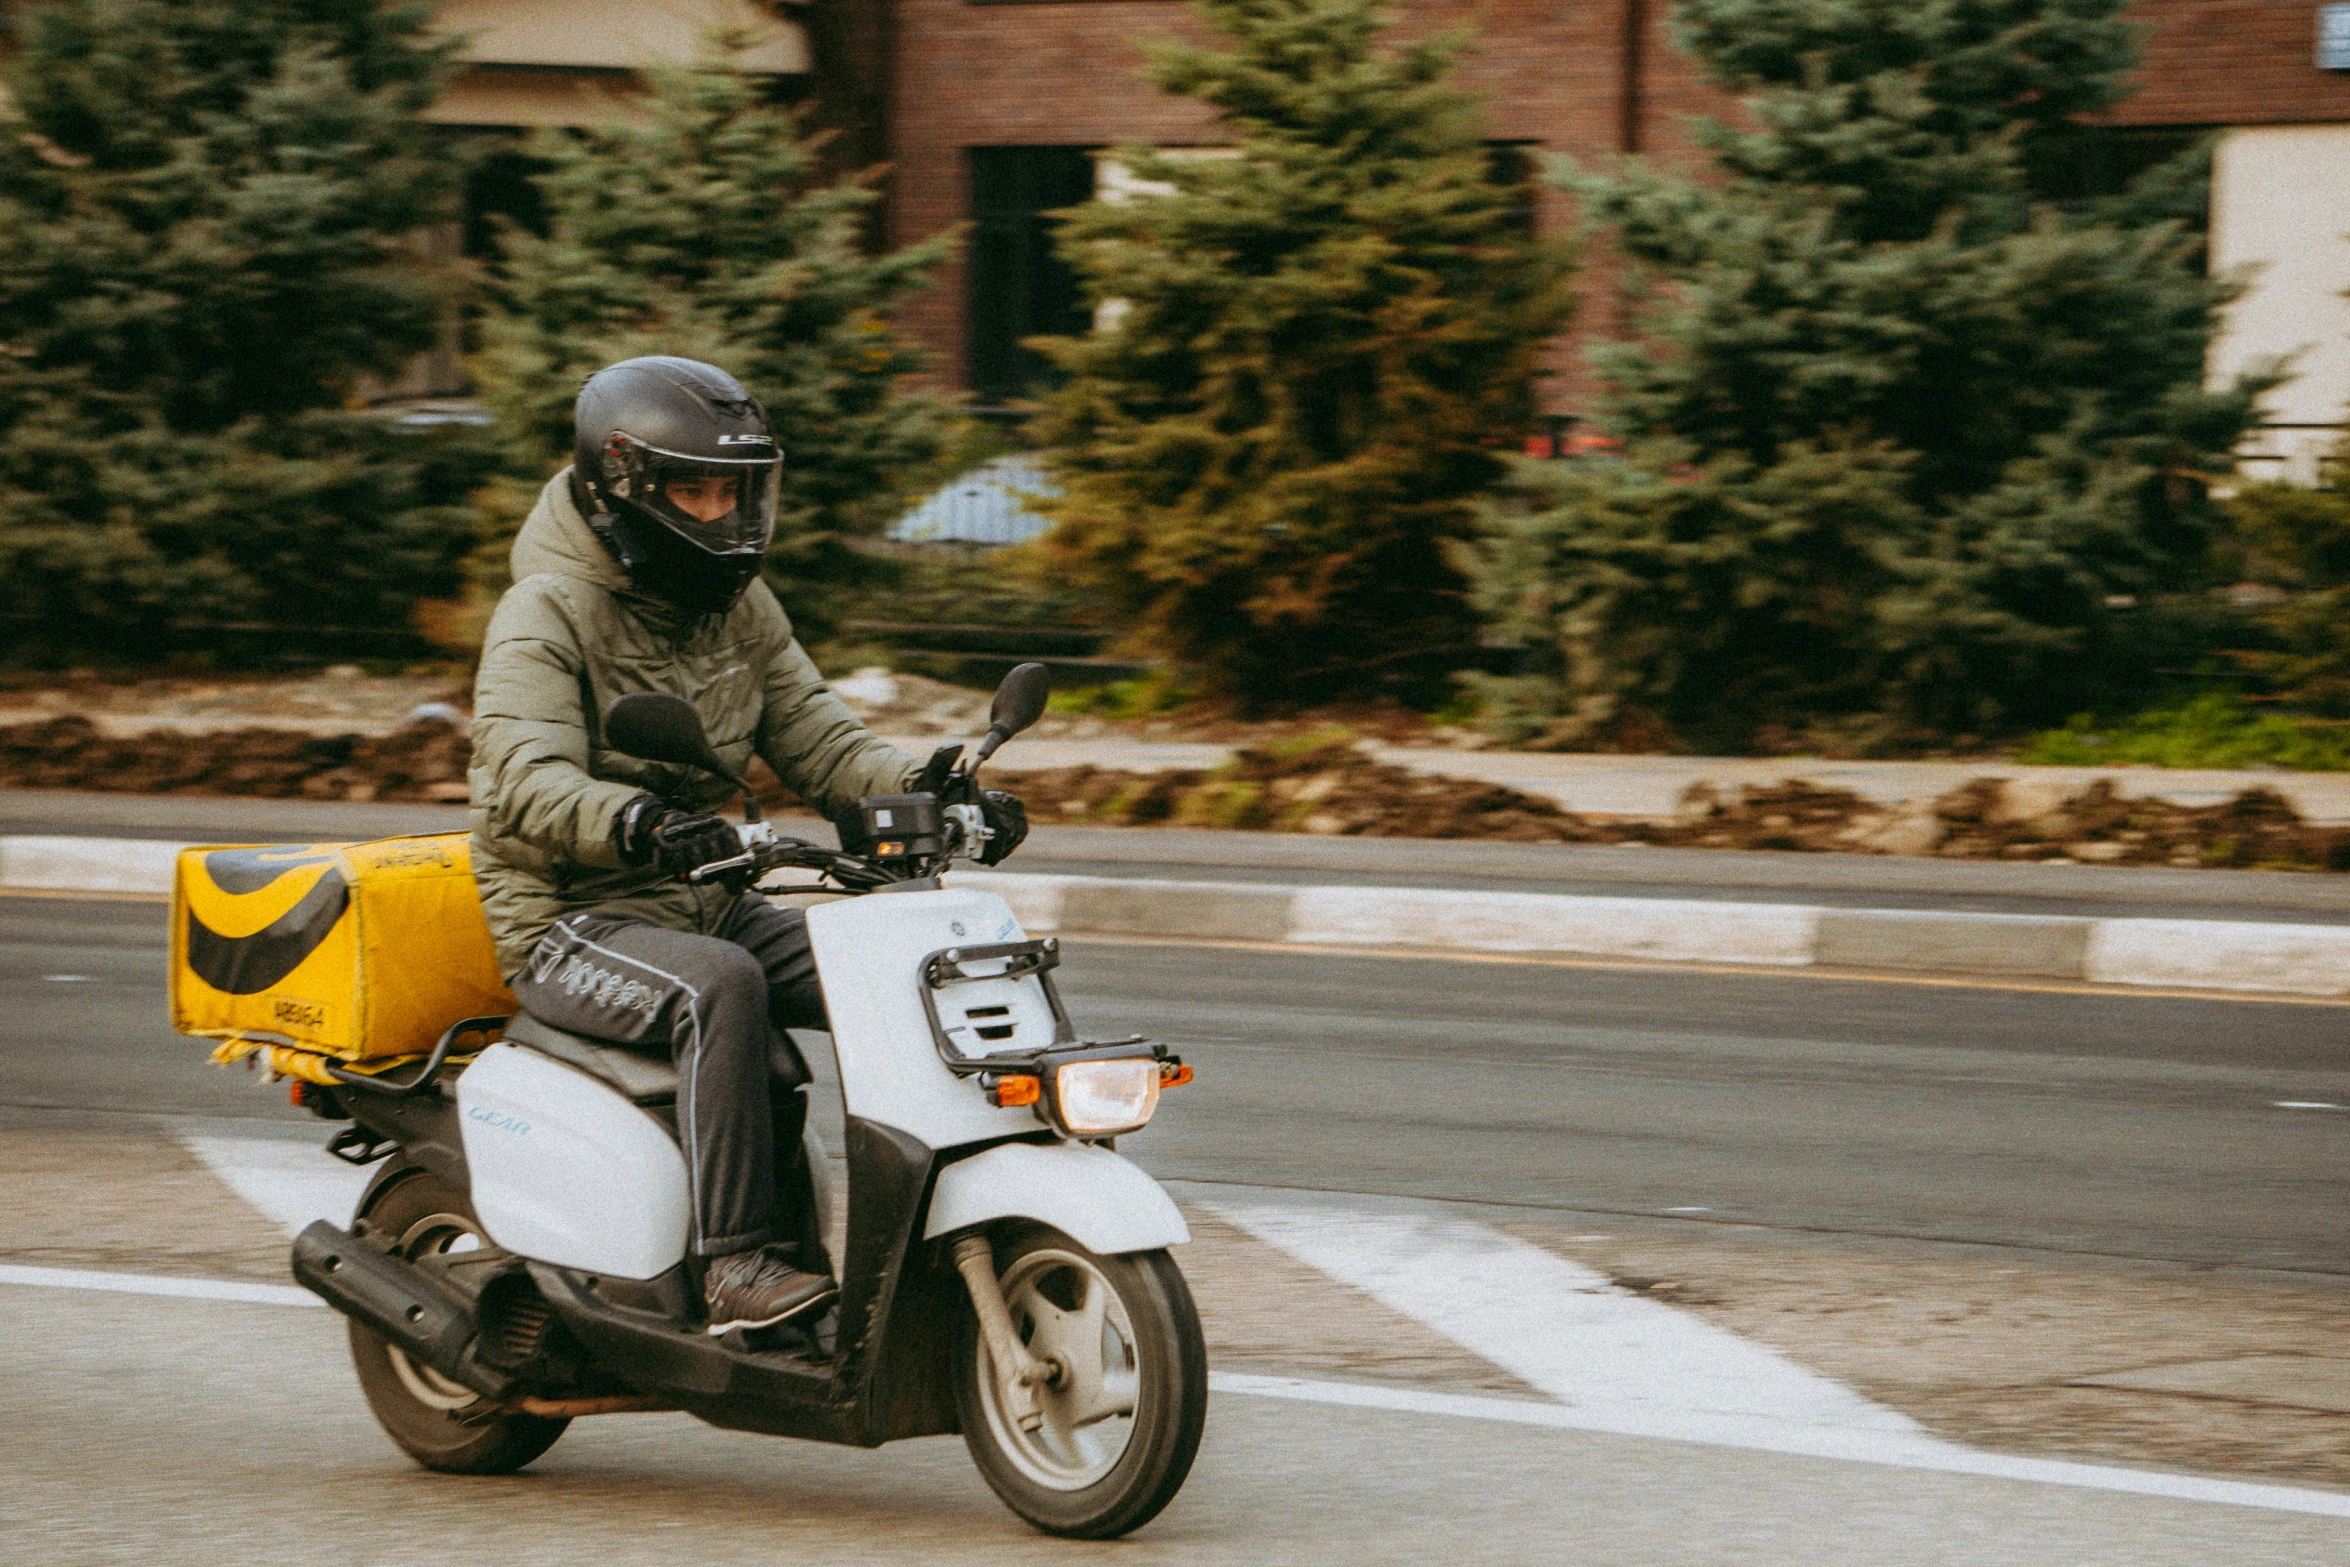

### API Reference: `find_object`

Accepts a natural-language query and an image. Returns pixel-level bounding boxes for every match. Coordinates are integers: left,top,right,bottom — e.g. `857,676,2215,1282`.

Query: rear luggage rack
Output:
327,1015,506,1098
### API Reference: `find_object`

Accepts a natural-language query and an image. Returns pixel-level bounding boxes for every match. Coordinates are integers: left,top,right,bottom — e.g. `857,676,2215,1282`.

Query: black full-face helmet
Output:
572,356,782,615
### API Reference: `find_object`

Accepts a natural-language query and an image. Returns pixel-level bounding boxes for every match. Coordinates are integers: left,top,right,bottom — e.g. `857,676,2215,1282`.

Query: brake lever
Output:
914,742,963,795
685,835,827,885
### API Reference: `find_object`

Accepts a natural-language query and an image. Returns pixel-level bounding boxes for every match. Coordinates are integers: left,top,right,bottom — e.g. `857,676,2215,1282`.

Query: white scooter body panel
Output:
457,1042,691,1279
807,888,1049,1149
925,1142,1190,1254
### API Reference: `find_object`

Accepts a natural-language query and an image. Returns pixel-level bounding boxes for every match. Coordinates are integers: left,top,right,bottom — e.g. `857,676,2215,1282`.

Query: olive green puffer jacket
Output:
468,469,917,979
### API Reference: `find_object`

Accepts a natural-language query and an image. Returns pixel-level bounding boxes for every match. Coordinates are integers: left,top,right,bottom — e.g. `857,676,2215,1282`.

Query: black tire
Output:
953,1223,1208,1539
346,1168,569,1476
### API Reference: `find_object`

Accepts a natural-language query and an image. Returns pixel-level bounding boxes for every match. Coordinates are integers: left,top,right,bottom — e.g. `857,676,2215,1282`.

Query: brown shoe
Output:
705,1247,837,1335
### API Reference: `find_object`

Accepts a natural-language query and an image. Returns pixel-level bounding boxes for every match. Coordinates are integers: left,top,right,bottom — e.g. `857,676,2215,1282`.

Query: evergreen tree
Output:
2215,435,2350,716
469,55,957,639
1466,0,2267,750
0,0,487,657
1029,0,1574,709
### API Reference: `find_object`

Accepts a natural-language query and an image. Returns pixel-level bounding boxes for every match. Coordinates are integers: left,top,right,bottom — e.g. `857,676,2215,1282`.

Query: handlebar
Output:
685,836,842,884
674,711,1014,895
684,832,932,893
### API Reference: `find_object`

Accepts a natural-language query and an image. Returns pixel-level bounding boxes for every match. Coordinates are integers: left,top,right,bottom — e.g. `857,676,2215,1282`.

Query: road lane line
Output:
1209,1371,2350,1518
1211,1206,2350,1518
181,1134,372,1238
7,1258,2344,1519
0,1262,319,1308
1211,1203,1924,1438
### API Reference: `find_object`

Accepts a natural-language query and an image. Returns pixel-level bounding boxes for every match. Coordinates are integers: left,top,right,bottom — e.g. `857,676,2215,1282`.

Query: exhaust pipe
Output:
292,1220,513,1402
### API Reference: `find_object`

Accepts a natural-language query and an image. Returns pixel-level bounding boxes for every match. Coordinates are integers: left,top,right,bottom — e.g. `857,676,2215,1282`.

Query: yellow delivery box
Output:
170,835,514,1062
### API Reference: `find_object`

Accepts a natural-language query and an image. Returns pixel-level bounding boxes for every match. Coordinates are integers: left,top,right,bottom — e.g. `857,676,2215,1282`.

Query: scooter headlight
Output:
1049,1057,1161,1137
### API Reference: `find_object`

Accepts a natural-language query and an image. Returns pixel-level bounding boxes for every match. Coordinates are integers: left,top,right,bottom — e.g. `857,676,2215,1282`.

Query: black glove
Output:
977,788,1028,866
617,794,743,879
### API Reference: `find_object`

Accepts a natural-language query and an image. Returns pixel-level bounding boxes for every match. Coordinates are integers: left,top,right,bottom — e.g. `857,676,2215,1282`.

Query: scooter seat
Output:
502,1013,679,1105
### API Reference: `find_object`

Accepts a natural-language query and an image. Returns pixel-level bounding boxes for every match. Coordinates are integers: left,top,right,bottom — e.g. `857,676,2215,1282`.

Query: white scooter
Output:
290,665,1208,1539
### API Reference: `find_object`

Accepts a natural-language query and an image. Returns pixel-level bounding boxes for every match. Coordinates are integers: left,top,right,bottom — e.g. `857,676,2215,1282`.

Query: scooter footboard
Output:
923,1142,1189,1254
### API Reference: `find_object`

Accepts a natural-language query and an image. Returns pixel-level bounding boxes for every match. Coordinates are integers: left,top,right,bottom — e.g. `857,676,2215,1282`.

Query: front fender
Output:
924,1141,1189,1255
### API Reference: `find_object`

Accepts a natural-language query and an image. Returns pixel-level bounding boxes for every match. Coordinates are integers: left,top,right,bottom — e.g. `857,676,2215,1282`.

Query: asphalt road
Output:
11,893,2350,1272
13,1287,2343,1567
11,892,2350,1561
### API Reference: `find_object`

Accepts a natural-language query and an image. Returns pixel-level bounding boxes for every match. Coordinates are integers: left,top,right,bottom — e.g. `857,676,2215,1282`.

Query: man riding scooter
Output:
468,355,1028,1335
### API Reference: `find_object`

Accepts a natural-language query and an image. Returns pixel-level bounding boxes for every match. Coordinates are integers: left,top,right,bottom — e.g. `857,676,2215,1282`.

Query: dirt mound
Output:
5,717,2346,870
997,737,2350,870
1915,776,2348,869
995,734,1613,843
0,715,471,802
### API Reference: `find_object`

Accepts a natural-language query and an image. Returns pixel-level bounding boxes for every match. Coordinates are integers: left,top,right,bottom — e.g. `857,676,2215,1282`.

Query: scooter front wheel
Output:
953,1222,1208,1539
346,1167,569,1475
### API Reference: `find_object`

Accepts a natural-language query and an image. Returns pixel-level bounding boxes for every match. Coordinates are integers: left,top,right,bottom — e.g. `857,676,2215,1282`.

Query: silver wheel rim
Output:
384,1211,485,1414
974,1246,1141,1491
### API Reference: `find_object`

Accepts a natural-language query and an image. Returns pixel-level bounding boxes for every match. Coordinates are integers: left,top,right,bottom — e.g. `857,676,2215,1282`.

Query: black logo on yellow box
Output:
185,849,351,995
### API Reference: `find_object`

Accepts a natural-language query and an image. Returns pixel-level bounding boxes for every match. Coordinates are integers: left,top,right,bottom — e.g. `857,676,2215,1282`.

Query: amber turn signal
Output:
1159,1061,1194,1088
987,1073,1041,1108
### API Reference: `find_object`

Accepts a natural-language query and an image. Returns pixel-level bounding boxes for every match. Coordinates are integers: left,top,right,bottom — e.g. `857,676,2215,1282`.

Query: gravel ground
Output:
1508,1218,2350,1490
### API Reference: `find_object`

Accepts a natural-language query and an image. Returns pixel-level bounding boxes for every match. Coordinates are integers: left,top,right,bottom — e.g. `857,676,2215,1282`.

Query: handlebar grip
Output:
686,838,832,884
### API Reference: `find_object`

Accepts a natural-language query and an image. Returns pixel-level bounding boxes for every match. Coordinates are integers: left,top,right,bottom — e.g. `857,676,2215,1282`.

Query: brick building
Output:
857,0,2350,477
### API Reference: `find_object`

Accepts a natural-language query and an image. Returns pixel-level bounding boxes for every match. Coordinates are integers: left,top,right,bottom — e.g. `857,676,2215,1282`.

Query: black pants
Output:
513,895,823,1261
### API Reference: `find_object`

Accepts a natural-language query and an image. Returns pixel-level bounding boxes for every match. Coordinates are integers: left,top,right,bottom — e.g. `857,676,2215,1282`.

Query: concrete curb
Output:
0,834,190,895
959,872,2350,997
12,835,2349,998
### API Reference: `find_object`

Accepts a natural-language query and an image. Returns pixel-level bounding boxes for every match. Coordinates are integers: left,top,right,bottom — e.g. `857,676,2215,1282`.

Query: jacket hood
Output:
510,468,630,591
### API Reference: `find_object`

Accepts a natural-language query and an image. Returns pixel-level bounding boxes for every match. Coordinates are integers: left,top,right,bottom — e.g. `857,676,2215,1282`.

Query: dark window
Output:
966,146,1097,406
462,141,552,261
2023,125,2209,220
1484,142,1540,238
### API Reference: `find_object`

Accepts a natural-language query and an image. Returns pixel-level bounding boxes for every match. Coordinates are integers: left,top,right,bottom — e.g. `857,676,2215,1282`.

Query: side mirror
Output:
990,661,1052,737
605,692,748,792
974,662,1051,763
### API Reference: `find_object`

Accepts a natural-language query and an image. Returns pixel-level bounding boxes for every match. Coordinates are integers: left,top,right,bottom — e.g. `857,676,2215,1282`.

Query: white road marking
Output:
181,1134,372,1238
1210,1372,2350,1519
5,1259,2345,1520
1211,1203,1924,1441
1212,1204,2350,1519
0,1263,319,1308
2274,1101,2344,1110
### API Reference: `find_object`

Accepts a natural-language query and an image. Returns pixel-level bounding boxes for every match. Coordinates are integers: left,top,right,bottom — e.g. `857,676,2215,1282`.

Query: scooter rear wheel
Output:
346,1167,570,1476
953,1222,1207,1539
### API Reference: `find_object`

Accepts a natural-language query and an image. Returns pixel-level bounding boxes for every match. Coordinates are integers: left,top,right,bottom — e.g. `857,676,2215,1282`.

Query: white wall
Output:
419,0,807,127
2209,124,2350,483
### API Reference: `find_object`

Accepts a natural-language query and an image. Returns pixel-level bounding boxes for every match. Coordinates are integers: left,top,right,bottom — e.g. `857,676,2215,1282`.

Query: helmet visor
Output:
603,435,780,556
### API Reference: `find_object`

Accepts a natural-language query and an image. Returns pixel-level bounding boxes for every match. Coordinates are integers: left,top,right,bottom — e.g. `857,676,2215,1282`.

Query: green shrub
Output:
0,0,485,657
1463,0,2264,750
468,52,959,643
1047,676,1191,719
1029,0,1576,710
2019,693,2350,770
2211,468,2350,716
